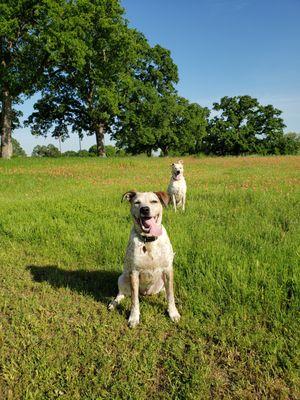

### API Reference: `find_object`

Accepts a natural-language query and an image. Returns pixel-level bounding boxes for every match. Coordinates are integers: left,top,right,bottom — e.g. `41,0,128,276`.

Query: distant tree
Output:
113,45,179,156
115,91,208,156
105,145,123,157
114,92,175,157
77,150,90,157
276,132,300,155
12,138,26,157
103,145,116,157
89,144,126,157
166,98,209,155
32,144,60,158
0,0,84,159
89,145,99,156
153,96,209,156
63,150,78,157
206,96,286,155
253,104,287,155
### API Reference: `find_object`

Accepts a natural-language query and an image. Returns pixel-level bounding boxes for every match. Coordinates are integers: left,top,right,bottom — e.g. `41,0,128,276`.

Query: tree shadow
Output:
27,265,120,304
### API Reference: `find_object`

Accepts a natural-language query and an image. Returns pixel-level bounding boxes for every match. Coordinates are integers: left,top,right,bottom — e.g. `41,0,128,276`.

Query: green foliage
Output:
63,150,79,157
32,144,60,158
0,0,92,157
115,93,209,156
25,0,160,157
113,43,180,156
0,0,94,97
0,156,299,398
89,145,100,156
11,137,26,157
77,150,90,158
206,96,287,155
282,132,300,154
89,144,126,157
0,0,44,98
169,99,209,155
62,146,126,158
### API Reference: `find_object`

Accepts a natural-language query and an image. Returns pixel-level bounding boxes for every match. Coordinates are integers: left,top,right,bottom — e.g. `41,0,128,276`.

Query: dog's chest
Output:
125,237,173,272
168,179,186,197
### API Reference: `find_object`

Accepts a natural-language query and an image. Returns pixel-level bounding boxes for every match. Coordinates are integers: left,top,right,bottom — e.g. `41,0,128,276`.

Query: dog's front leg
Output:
128,270,140,328
172,195,177,212
163,269,181,323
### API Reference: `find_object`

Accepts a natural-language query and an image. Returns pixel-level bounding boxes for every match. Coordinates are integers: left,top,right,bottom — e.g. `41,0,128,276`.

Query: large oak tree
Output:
26,1,152,157
0,0,86,158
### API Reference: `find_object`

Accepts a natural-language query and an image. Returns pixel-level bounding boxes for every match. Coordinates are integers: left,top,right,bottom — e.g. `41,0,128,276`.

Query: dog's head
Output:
122,191,169,236
171,160,184,180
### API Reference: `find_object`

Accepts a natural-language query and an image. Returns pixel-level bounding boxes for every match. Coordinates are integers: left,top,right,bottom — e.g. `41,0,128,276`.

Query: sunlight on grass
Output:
0,156,299,399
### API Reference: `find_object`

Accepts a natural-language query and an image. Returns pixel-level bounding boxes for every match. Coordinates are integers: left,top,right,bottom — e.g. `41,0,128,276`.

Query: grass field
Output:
0,155,299,399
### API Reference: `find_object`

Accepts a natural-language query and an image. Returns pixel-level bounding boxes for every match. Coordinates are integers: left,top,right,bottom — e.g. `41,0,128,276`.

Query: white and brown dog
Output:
108,191,180,328
167,160,187,211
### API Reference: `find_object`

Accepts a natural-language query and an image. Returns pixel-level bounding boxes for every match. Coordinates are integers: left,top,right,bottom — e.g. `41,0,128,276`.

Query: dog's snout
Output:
176,170,180,175
140,206,150,215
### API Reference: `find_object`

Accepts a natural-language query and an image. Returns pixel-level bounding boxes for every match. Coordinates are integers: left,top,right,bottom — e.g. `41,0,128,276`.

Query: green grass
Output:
0,155,299,399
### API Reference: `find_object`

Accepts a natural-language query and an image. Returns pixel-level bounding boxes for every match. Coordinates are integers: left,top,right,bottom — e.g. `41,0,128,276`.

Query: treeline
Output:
29,144,125,158
1,1,299,159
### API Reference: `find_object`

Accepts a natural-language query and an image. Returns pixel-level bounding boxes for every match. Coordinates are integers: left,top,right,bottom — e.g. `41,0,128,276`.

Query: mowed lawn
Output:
0,156,299,400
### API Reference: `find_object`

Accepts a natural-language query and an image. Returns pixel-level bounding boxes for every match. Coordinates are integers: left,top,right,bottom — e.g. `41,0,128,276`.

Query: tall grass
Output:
0,156,299,399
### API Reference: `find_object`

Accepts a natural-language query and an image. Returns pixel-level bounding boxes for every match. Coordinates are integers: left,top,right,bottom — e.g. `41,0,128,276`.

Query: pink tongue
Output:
143,217,162,236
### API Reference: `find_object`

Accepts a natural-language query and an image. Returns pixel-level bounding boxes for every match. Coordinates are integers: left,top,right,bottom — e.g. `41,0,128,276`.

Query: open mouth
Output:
136,215,159,232
135,215,162,236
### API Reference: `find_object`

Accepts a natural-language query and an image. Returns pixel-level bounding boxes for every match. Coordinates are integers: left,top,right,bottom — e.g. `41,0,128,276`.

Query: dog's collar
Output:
138,234,158,243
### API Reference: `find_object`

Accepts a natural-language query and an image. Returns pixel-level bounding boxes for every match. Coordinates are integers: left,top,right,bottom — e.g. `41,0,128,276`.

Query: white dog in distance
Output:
167,160,187,211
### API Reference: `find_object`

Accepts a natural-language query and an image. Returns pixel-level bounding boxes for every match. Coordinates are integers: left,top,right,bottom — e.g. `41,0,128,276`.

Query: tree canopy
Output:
25,1,157,156
114,93,209,156
32,144,60,157
206,96,287,155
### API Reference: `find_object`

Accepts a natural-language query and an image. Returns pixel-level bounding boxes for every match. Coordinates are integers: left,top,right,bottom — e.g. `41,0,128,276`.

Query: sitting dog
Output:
167,160,187,211
108,191,181,327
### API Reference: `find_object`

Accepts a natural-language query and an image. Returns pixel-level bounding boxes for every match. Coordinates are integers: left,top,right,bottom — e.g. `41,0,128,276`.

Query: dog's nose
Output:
140,206,150,215
176,170,180,175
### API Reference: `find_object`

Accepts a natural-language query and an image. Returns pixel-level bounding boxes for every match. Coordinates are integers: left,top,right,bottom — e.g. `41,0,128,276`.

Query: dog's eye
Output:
134,201,141,205
150,200,158,204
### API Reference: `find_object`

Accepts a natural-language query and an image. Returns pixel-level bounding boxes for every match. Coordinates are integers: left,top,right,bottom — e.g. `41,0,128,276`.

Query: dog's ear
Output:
178,159,183,164
155,191,170,207
122,190,136,203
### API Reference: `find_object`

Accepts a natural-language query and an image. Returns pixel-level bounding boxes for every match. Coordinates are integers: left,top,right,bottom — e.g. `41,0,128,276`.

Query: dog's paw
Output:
128,314,140,328
168,308,181,323
108,302,115,311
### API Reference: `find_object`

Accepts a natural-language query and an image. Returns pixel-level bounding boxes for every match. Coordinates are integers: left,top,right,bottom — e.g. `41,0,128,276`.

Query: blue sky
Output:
15,0,300,154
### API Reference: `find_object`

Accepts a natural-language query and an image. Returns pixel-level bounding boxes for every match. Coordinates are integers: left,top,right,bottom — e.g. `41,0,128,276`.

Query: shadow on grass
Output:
27,265,119,303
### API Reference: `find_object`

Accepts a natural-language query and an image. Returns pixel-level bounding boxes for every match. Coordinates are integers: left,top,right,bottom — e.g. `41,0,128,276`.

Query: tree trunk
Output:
95,122,106,157
146,149,152,157
1,88,13,159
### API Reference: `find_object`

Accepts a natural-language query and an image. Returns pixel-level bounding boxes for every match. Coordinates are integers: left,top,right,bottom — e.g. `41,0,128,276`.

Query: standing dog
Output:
108,191,181,328
167,160,187,211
